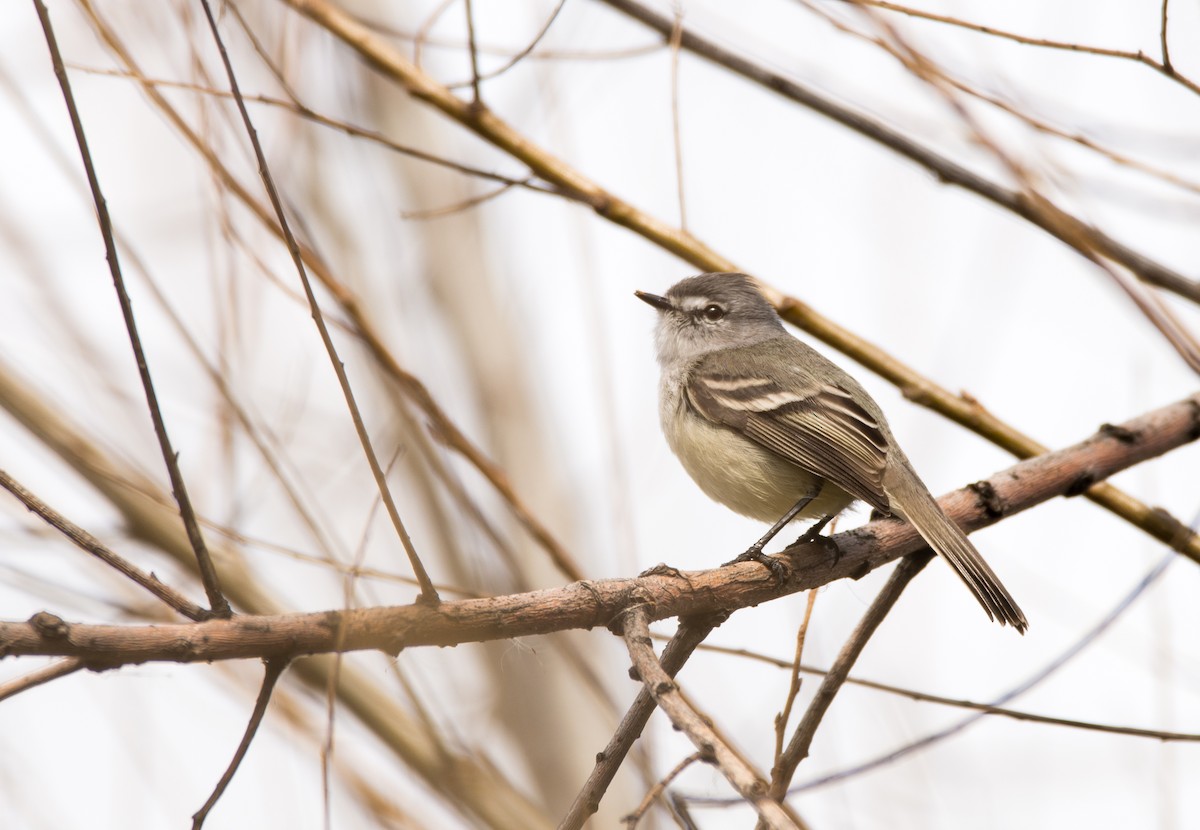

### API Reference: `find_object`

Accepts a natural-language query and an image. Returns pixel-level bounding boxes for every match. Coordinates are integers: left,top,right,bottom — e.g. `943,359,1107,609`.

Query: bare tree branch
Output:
280,0,1200,570
768,552,932,802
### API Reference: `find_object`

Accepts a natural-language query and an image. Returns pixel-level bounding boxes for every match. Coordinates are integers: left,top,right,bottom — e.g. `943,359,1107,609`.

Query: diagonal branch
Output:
597,0,1200,305
191,657,290,829
196,0,439,603
0,470,208,621
768,552,932,800
33,0,231,619
74,0,583,583
559,614,724,830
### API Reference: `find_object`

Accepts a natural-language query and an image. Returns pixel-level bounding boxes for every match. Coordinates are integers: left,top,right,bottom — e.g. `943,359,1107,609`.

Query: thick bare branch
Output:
4,392,1197,665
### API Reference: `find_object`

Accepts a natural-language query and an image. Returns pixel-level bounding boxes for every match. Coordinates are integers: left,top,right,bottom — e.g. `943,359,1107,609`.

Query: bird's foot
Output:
724,545,789,584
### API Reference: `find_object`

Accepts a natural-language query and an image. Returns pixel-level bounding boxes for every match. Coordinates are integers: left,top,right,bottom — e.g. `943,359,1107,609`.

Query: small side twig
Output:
0,657,83,702
768,552,932,800
0,469,207,621
33,0,230,619
773,590,818,764
192,657,290,829
669,1,687,230
196,0,439,603
1161,0,1172,72
623,751,704,827
463,0,482,105
622,607,805,830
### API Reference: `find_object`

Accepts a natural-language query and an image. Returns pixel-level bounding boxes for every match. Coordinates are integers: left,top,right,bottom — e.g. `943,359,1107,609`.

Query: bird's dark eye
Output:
702,304,725,321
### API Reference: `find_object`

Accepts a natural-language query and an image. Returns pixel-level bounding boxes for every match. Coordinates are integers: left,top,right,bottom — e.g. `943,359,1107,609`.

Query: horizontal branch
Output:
2,394,1197,667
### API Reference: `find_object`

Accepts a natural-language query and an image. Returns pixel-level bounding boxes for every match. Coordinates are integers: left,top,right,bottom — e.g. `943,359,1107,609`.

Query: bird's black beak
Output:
634,290,672,312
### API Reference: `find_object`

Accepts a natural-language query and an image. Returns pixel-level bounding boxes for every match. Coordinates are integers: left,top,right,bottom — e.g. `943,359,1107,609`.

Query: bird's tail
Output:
885,466,1027,633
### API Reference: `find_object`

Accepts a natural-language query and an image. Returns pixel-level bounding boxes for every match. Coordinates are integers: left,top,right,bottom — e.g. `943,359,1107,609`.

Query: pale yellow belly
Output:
666,402,855,525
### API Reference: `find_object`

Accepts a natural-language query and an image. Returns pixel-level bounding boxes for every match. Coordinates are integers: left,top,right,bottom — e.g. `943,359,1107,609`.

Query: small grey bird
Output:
637,272,1026,632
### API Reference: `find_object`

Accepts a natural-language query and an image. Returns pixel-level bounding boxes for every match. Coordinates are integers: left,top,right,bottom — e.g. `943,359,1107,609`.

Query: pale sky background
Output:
1,1,1199,828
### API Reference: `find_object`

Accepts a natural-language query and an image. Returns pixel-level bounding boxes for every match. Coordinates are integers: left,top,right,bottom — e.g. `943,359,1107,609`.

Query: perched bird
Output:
636,272,1026,632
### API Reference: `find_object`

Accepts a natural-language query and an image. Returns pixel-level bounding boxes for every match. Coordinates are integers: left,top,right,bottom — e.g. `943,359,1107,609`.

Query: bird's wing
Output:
686,358,892,514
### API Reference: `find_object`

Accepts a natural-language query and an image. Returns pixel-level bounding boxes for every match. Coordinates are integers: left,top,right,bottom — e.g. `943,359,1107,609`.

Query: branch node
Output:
29,612,69,639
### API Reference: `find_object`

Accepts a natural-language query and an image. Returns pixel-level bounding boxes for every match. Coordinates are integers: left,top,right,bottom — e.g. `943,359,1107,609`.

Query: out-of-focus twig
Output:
843,0,1198,96
772,590,817,766
74,1,584,583
0,658,83,702
678,638,1200,743
597,0,1200,305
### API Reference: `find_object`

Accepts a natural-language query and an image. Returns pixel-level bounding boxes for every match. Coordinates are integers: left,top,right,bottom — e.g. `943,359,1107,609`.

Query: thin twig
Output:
0,658,84,702
773,590,818,765
669,1,687,230
596,0,1200,303
842,0,1198,96
621,607,805,829
68,6,584,582
678,638,1200,743
559,615,723,830
447,0,568,90
33,0,231,618
623,751,704,827
0,470,207,620
196,0,439,603
1161,0,1172,71
463,0,482,105
192,657,290,828
768,553,931,800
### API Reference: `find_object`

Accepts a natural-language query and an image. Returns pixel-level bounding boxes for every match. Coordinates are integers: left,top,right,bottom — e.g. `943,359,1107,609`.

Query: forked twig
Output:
621,607,805,829
559,615,722,830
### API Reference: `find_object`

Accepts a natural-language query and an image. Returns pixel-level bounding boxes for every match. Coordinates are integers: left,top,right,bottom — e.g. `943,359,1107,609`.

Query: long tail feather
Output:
885,466,1027,632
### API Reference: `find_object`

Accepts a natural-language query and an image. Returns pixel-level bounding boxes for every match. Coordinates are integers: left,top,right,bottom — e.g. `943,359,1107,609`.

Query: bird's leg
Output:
787,513,841,565
726,489,820,581
791,514,834,547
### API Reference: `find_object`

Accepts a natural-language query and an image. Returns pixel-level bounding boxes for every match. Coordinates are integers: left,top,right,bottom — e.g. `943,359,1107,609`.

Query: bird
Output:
636,272,1026,632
